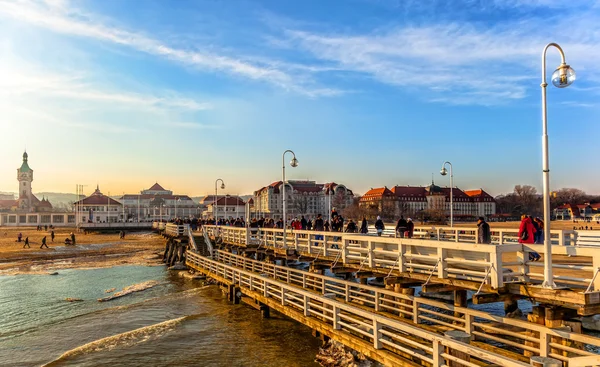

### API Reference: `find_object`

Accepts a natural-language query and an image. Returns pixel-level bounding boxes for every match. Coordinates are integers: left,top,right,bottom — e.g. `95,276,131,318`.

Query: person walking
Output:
533,218,544,245
395,216,408,238
406,218,415,238
375,216,385,236
70,232,76,246
50,230,55,242
518,214,539,261
360,217,368,234
23,237,30,248
40,236,48,249
477,217,491,244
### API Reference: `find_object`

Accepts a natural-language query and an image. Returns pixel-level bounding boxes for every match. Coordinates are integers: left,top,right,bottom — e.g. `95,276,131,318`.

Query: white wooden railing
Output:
165,223,189,237
186,250,535,367
370,225,577,246
209,249,600,364
203,225,600,291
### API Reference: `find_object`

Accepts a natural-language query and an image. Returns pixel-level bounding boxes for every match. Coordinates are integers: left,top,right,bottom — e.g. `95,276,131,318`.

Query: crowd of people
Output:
16,230,75,248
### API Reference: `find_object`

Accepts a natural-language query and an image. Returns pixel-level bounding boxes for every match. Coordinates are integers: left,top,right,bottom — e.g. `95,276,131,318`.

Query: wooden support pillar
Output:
259,303,270,318
162,241,171,262
444,330,471,367
394,284,414,319
359,277,368,285
530,356,562,367
454,289,467,320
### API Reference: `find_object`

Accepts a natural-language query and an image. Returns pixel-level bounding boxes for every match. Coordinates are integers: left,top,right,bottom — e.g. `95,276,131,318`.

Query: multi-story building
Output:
74,185,123,223
119,183,200,221
202,196,246,220
252,180,354,219
360,182,496,221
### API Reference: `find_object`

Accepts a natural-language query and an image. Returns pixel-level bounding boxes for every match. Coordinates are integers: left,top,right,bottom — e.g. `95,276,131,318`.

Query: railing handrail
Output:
212,249,600,351
186,250,530,367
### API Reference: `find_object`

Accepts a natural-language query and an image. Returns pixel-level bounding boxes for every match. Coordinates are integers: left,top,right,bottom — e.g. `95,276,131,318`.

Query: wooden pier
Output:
155,223,600,366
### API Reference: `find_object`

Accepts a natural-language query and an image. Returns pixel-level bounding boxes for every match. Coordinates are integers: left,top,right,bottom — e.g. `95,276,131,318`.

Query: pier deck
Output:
201,225,600,315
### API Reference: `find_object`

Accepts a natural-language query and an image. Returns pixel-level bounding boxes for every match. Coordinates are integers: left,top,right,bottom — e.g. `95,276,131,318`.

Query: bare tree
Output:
291,195,309,216
554,188,587,205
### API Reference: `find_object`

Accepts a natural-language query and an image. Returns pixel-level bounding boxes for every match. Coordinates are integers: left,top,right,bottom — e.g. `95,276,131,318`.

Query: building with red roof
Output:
360,181,496,220
252,180,354,219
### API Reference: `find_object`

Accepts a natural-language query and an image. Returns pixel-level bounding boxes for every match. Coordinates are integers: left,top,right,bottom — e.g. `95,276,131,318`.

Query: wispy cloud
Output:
0,62,210,111
0,0,341,97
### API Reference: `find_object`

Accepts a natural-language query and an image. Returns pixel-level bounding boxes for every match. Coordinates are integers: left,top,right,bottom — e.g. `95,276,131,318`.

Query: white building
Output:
252,181,354,219
119,183,200,221
74,185,123,223
203,196,246,220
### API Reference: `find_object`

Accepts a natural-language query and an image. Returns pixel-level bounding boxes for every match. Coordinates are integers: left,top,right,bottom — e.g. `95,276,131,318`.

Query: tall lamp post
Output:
215,179,225,224
282,150,299,250
175,197,181,220
541,43,576,289
440,161,453,227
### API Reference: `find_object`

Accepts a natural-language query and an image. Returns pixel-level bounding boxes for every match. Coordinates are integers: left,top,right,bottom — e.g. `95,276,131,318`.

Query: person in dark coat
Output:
50,230,55,242
345,219,357,233
477,217,491,244
395,216,408,238
40,236,48,249
406,218,415,238
23,237,30,248
300,216,307,230
360,217,368,234
375,216,384,236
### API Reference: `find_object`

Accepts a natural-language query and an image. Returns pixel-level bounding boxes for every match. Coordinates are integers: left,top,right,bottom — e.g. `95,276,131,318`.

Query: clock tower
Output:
16,151,34,211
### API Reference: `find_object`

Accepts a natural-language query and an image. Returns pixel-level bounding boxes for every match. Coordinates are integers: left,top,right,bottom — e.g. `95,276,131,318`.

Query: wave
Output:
0,286,212,342
41,316,189,367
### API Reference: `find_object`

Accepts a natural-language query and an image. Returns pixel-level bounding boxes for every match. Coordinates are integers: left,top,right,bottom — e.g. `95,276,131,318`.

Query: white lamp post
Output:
215,179,225,224
175,197,181,220
541,43,576,289
282,150,298,250
440,161,453,227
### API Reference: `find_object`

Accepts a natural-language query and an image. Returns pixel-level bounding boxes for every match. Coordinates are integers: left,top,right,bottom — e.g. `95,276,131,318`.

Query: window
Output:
52,215,64,223
28,216,38,223
41,215,51,223
68,215,75,223
9,216,16,223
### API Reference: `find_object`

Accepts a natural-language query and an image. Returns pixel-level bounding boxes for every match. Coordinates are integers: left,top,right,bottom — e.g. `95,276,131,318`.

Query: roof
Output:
247,198,254,204
19,151,32,173
74,186,122,206
120,194,193,201
214,197,245,206
0,200,17,208
360,187,394,201
147,182,166,191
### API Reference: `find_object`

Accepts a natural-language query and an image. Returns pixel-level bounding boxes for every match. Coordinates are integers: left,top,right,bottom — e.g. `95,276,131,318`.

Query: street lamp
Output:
440,161,453,227
282,150,298,249
215,179,225,224
175,197,181,220
541,43,576,289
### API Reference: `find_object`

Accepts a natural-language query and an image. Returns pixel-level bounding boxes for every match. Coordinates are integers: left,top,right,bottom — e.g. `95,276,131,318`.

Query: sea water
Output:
0,266,321,367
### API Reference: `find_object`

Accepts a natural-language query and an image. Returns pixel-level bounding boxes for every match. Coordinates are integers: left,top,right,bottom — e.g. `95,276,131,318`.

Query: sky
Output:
0,0,599,198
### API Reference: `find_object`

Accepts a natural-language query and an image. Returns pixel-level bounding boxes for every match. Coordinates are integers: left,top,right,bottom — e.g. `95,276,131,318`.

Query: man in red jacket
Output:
518,214,540,261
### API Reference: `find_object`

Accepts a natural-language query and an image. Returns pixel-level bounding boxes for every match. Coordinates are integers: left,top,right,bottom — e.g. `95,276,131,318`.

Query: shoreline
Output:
0,228,166,276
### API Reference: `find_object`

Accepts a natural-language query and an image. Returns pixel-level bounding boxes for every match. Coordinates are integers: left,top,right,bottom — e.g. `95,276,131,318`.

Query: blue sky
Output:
0,0,598,197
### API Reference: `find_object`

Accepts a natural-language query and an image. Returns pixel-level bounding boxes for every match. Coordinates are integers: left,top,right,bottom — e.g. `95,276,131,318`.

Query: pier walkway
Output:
202,225,600,315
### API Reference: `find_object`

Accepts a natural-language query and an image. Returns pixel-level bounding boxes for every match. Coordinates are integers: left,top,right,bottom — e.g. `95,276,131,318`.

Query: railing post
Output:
437,247,447,279
303,295,309,316
281,288,285,306
374,291,380,312
413,300,419,324
345,283,350,302
557,230,565,246
593,254,600,292
398,243,405,273
433,340,442,367
499,230,504,245
307,234,312,254
264,280,268,298
323,235,328,256
342,238,348,264
246,228,250,246
539,329,549,357
455,228,459,242
488,247,500,289
333,305,340,330
294,232,299,251
465,313,474,335
373,319,382,349
368,240,374,268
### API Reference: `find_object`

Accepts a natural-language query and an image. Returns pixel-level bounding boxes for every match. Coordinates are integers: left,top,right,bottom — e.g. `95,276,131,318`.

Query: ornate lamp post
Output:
440,161,453,227
540,43,576,289
282,150,298,250
215,179,225,224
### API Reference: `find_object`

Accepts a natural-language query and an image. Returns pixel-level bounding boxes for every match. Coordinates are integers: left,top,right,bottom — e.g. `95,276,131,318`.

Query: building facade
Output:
119,183,200,221
203,196,246,220
360,182,496,221
74,185,123,223
553,203,600,220
0,152,73,227
252,181,354,219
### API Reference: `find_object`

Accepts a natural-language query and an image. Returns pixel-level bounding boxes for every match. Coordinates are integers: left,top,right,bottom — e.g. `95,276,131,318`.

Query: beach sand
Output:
0,227,166,275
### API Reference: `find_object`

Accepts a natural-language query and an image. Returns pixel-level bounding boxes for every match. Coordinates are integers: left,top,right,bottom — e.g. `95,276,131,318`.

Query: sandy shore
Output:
0,227,166,275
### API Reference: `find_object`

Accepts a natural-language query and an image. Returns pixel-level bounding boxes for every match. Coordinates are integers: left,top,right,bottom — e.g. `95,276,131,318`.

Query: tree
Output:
554,188,587,206
291,195,309,216
331,190,350,211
